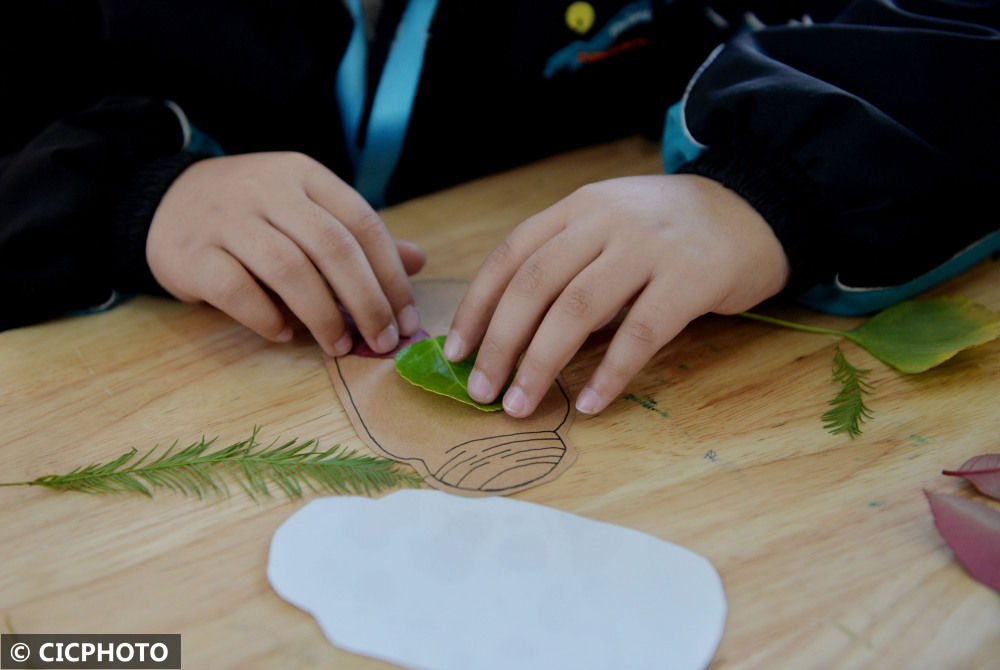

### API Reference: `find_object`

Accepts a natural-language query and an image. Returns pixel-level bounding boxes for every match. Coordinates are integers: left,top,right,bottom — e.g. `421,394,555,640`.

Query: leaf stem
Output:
943,468,1000,477
738,311,847,338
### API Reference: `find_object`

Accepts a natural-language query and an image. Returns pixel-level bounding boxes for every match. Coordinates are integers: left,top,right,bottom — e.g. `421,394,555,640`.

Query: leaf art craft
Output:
0,428,422,501
741,297,1000,437
326,279,576,497
926,454,1000,593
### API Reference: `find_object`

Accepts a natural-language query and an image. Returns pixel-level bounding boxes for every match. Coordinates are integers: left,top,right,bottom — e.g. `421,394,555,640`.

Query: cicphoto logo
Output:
1,634,180,669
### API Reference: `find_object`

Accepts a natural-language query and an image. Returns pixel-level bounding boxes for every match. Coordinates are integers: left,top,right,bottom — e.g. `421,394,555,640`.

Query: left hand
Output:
443,174,791,418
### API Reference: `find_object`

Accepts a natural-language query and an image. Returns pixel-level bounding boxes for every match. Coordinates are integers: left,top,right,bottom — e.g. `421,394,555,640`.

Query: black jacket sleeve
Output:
0,97,210,331
0,3,218,331
672,0,1000,314
0,0,352,332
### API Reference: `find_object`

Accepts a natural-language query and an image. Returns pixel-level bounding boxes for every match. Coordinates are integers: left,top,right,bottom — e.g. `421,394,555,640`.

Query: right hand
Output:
146,152,425,356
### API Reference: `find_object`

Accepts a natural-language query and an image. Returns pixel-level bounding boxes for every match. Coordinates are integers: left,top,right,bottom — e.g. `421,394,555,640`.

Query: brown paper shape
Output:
326,279,576,496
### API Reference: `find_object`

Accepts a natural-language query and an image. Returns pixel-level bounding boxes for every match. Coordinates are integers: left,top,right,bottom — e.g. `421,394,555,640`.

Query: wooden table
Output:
2,136,998,669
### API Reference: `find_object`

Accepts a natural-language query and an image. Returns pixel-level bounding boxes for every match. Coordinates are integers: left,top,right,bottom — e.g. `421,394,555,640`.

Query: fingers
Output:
444,204,570,363
303,165,421,339
483,251,652,418
147,153,427,355
574,281,693,415
394,238,426,276
219,217,354,356
194,247,296,346
441,174,792,419
462,226,608,409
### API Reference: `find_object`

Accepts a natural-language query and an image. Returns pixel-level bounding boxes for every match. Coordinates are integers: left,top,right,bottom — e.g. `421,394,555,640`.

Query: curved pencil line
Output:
477,456,567,491
334,358,433,473
444,430,555,454
435,438,560,475
454,462,493,487
498,444,565,459
438,452,481,482
433,449,469,476
467,453,501,468
513,455,563,464
480,448,512,459
439,440,562,480
456,458,559,488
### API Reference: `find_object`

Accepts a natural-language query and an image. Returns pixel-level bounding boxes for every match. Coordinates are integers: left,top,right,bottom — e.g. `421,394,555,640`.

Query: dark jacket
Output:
2,0,997,330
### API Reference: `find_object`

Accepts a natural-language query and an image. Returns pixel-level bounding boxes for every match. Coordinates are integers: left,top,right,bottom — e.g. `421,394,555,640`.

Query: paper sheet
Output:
327,279,576,496
267,490,727,670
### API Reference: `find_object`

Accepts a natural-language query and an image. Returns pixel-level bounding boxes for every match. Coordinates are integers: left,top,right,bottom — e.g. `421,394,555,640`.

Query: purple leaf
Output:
925,490,1000,593
350,329,429,359
338,306,429,358
942,454,1000,501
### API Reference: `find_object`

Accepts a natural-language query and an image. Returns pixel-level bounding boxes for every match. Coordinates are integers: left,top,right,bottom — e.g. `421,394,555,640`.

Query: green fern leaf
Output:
1,427,423,501
822,346,874,438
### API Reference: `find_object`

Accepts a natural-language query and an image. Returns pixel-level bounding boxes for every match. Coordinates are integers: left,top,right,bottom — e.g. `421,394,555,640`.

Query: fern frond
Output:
1,427,423,501
822,346,874,438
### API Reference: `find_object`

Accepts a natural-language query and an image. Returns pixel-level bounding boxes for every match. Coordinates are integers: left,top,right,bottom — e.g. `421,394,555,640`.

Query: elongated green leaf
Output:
0,428,423,500
844,298,1000,373
394,336,504,411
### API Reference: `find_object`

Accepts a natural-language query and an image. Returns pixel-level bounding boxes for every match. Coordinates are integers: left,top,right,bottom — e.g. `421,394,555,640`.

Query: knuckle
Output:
280,151,314,170
348,209,388,242
266,247,311,284
349,293,394,329
517,355,558,390
623,318,659,346
599,356,635,385
571,182,609,208
311,311,347,341
510,258,547,296
474,335,509,373
211,273,257,308
556,285,594,319
314,221,359,259
477,334,506,360
484,238,517,270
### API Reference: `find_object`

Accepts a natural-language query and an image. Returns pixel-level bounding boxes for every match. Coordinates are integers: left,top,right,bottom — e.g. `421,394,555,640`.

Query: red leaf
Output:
942,454,1000,501
925,490,1000,593
338,306,429,358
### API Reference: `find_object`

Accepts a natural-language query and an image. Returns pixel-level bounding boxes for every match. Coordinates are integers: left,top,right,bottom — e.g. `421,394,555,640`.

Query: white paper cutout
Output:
268,490,726,670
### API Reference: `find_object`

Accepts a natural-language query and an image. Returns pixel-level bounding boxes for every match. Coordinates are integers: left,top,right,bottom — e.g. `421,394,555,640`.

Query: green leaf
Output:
843,297,1000,373
822,345,874,438
741,297,1000,438
394,336,504,411
0,428,423,501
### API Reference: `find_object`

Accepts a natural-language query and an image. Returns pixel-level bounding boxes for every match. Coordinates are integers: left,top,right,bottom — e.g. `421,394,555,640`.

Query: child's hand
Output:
443,174,790,417
146,152,424,356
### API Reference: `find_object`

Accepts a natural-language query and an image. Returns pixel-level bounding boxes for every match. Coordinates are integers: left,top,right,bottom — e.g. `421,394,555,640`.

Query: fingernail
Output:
375,323,399,353
332,332,353,356
398,304,420,336
503,385,528,417
467,369,492,402
575,387,603,414
276,325,294,343
443,330,465,361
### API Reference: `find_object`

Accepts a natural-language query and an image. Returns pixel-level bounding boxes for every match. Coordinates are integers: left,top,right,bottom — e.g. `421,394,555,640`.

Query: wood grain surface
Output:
2,136,998,669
